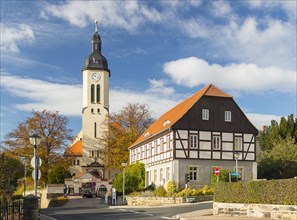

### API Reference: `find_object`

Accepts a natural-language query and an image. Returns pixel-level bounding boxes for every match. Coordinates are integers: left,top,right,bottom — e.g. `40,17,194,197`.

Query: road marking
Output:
119,209,127,212
40,214,58,220
161,217,171,219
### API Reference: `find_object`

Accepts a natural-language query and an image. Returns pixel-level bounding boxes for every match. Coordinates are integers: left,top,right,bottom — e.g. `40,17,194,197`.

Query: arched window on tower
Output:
91,84,95,103
94,122,97,138
96,84,100,103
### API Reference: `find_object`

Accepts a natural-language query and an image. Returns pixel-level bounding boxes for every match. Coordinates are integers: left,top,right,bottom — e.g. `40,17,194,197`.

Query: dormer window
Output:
144,132,150,137
202,109,209,120
225,111,231,122
163,120,171,126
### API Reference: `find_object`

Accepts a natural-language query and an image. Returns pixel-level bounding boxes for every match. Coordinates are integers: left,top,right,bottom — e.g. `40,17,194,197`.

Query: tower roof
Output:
83,21,109,72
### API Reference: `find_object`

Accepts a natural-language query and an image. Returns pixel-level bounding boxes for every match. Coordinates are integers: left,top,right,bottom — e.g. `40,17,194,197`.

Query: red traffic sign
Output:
215,167,220,177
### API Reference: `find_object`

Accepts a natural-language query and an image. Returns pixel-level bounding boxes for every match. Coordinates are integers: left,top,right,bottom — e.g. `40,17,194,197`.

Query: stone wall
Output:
46,184,64,198
213,202,297,220
126,196,184,206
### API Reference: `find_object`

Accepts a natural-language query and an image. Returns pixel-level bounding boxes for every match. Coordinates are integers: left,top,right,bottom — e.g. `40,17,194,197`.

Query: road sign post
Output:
215,167,220,183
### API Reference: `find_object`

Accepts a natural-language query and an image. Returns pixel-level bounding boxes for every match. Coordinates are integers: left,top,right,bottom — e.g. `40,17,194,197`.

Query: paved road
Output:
41,197,212,220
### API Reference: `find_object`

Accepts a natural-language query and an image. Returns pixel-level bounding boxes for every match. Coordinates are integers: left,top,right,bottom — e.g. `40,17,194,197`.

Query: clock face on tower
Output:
91,72,100,81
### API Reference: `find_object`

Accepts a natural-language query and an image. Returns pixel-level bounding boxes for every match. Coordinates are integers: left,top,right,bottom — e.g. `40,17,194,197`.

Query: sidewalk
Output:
111,201,261,219
172,209,261,220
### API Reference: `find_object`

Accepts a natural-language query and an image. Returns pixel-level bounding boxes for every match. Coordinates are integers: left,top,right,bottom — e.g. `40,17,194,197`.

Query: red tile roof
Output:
131,84,232,147
64,140,82,157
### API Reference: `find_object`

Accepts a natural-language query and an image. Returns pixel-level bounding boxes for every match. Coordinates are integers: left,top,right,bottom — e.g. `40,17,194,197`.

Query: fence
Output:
0,199,23,220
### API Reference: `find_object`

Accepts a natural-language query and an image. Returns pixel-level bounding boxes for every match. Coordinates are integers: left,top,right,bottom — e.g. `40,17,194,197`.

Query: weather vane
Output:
95,20,98,32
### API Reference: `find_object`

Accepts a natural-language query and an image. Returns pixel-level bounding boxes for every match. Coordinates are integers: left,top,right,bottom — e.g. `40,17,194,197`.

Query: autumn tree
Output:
2,110,72,184
102,103,154,168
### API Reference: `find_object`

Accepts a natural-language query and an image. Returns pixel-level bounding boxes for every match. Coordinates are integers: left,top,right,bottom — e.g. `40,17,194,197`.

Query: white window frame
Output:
202,109,209,120
166,167,170,181
235,137,242,151
225,111,231,122
160,168,163,182
213,136,221,150
189,166,198,181
154,170,157,182
189,134,198,149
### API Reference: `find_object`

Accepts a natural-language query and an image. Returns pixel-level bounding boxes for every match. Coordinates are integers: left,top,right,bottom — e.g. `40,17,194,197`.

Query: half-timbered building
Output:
129,84,258,189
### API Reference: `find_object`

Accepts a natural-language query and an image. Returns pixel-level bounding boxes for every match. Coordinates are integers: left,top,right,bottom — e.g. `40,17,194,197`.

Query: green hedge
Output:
214,179,297,205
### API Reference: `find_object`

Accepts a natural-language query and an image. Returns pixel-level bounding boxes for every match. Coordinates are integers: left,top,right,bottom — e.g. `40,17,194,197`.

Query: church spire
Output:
83,21,109,72
95,20,98,33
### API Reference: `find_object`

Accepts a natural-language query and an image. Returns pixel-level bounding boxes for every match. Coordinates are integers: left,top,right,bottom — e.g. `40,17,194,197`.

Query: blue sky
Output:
1,0,296,141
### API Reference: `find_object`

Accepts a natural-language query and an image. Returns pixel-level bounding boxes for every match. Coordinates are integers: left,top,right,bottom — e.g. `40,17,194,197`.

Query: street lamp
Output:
29,133,41,196
20,157,27,196
234,152,240,181
121,161,127,203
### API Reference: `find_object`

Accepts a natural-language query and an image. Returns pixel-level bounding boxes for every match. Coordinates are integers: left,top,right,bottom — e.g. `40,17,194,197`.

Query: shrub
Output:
175,185,214,197
214,179,297,205
211,169,238,186
166,180,177,196
113,162,145,194
154,186,167,197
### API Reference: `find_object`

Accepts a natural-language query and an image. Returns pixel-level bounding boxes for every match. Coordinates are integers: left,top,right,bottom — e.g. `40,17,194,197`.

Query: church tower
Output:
81,21,110,166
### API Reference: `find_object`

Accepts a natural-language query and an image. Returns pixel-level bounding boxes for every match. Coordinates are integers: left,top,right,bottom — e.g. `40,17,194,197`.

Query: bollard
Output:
23,195,39,220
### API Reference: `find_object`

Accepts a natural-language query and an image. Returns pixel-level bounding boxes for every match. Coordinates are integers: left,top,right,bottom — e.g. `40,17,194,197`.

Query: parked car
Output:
96,185,107,198
82,189,93,198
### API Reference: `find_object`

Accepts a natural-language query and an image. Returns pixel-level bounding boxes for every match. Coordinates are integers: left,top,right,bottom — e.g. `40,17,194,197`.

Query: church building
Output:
64,22,115,194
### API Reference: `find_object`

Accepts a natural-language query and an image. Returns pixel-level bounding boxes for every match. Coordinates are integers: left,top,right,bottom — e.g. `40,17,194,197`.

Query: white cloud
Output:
145,79,175,96
0,23,35,53
246,113,282,130
39,1,295,71
42,1,162,32
163,57,296,93
0,74,178,119
1,74,285,130
1,74,82,116
110,89,178,119
210,0,232,18
179,18,210,38
224,17,296,70
246,0,296,21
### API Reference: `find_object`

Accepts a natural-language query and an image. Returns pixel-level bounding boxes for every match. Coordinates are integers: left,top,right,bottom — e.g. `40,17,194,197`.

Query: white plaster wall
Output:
178,130,188,139
200,141,211,150
222,133,233,141
199,131,211,140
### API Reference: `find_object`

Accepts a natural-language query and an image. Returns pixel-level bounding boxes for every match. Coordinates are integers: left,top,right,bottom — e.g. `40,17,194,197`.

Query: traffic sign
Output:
31,157,42,168
215,167,220,177
32,169,41,180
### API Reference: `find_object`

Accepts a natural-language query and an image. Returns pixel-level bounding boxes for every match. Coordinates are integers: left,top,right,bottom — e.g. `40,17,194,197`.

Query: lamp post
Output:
20,157,27,196
121,161,127,203
29,133,41,196
234,152,240,181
